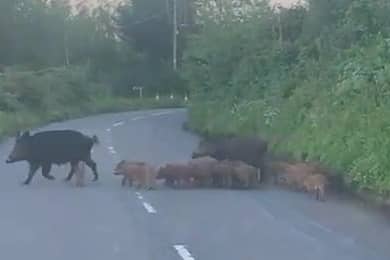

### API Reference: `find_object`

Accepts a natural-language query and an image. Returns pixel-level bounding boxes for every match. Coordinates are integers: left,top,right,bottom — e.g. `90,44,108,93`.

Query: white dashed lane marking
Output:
135,192,144,200
174,245,195,260
113,243,121,254
142,202,157,214
106,128,111,132
107,146,117,155
307,220,333,234
135,192,156,214
113,121,124,127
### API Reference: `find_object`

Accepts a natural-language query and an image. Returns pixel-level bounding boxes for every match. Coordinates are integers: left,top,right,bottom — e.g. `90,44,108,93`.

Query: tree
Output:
114,0,197,93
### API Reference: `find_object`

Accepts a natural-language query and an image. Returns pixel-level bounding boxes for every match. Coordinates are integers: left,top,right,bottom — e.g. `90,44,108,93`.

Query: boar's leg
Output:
121,176,127,186
223,174,233,189
165,177,174,187
121,176,133,187
211,174,221,188
316,187,325,201
257,160,265,184
41,163,55,180
84,158,98,181
256,168,261,184
23,163,40,185
65,161,79,181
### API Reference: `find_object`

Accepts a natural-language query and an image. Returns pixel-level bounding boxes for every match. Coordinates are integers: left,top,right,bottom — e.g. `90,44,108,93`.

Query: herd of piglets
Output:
113,135,330,201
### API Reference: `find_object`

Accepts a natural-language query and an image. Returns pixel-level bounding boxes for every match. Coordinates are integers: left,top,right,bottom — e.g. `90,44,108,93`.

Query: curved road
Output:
0,108,389,260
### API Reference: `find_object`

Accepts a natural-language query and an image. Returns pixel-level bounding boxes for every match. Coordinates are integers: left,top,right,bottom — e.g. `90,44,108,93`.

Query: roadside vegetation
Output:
2,0,390,202
182,0,390,201
0,0,187,139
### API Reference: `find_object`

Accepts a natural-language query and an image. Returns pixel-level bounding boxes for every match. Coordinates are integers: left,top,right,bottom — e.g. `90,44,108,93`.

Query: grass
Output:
187,99,390,209
0,96,186,141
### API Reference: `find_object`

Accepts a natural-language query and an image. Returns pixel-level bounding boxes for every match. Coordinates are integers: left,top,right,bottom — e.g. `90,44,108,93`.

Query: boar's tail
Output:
92,135,99,145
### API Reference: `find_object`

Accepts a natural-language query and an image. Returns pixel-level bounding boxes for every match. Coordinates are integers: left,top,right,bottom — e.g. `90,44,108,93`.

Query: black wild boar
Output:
6,130,99,185
192,136,268,183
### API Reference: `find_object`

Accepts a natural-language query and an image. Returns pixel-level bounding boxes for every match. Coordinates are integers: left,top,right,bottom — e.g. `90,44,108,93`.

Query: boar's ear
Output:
200,136,211,144
21,131,30,138
117,160,125,166
203,131,212,141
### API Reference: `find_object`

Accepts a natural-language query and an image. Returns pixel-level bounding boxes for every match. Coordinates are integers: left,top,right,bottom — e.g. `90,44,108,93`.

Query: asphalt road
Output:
0,108,390,260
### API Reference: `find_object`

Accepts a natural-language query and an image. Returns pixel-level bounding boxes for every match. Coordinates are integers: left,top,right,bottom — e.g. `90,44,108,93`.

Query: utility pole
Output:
64,22,70,67
277,4,283,49
173,0,177,71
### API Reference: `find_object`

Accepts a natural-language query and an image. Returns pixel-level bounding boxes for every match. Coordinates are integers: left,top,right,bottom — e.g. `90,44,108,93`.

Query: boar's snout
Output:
156,166,168,179
113,166,124,176
191,151,202,159
192,140,216,159
6,153,17,163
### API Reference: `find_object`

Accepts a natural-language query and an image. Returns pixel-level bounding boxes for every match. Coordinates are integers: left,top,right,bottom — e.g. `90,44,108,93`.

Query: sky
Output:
70,0,302,9
69,0,123,9
271,0,302,7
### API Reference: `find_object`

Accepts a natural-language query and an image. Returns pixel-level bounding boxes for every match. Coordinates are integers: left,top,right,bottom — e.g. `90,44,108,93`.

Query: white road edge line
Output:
307,220,333,234
142,202,157,214
174,245,195,260
132,116,146,121
113,121,124,127
151,111,172,116
260,207,275,221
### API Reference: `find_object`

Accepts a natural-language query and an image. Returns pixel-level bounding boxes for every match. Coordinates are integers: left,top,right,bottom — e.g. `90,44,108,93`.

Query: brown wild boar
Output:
156,163,194,188
292,162,324,175
212,160,235,188
272,161,329,200
187,156,218,187
273,162,311,191
211,160,258,189
276,171,309,191
231,161,258,189
303,174,328,201
113,160,156,190
74,161,86,187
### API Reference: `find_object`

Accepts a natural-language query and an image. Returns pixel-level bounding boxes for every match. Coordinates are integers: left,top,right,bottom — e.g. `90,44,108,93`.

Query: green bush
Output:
0,66,185,140
183,0,390,197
